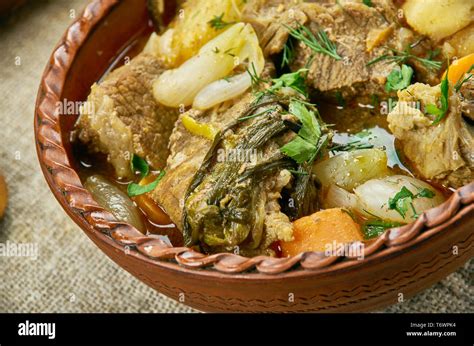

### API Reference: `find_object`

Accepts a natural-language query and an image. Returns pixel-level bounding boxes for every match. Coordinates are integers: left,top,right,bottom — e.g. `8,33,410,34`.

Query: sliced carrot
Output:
281,208,363,257
443,53,474,85
133,173,171,225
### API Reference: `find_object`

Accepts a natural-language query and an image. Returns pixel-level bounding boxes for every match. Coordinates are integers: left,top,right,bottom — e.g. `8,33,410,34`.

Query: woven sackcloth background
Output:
0,0,472,313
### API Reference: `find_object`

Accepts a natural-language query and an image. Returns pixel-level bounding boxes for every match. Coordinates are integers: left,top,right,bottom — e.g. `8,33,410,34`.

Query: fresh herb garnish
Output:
281,38,295,68
363,220,402,239
367,47,442,71
208,13,235,30
362,0,373,7
388,186,414,219
246,62,267,91
128,154,165,197
330,140,374,153
426,67,449,125
280,100,327,164
247,67,309,104
270,69,309,97
385,64,414,92
130,154,149,179
388,186,435,219
285,24,342,61
454,63,474,92
127,170,166,197
427,48,440,60
416,187,436,199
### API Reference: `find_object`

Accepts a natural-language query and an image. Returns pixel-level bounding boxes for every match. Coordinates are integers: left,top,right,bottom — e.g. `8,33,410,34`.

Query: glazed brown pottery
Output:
35,0,474,312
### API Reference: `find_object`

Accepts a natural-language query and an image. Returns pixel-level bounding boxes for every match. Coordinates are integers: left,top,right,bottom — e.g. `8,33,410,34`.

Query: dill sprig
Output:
329,140,374,153
367,47,442,71
454,63,474,92
426,66,450,125
285,24,342,61
281,38,295,68
208,13,236,30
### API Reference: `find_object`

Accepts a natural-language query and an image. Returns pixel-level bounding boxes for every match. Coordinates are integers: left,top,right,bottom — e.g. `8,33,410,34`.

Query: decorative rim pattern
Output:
35,0,474,275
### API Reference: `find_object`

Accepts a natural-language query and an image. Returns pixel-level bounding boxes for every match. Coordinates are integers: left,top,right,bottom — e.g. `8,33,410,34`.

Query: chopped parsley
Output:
208,13,235,30
270,69,309,97
388,186,414,219
385,64,414,92
130,154,149,179
127,170,166,197
127,154,165,197
280,100,328,164
425,68,449,125
362,220,402,239
388,186,435,219
285,24,342,61
247,66,309,104
362,0,373,7
416,187,436,199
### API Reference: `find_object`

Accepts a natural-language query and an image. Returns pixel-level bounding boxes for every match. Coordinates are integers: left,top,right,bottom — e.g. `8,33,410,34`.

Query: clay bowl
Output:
35,0,474,312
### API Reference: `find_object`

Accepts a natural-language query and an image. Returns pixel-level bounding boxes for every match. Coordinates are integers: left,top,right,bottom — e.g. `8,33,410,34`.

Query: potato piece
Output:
165,0,244,67
312,149,390,191
403,0,473,41
444,24,474,58
281,208,363,256
0,174,7,219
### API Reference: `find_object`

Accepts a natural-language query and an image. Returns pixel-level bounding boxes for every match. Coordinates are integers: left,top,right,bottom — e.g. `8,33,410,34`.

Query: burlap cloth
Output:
0,0,472,313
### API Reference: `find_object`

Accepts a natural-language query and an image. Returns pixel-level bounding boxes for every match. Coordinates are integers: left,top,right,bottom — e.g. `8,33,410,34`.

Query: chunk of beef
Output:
244,0,444,99
242,0,308,57
387,82,474,188
74,53,180,178
295,1,400,98
243,0,401,99
460,78,474,121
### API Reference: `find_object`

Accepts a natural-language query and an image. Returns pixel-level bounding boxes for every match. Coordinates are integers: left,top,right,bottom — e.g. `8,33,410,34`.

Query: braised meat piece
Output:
387,82,474,188
243,0,401,99
74,53,180,178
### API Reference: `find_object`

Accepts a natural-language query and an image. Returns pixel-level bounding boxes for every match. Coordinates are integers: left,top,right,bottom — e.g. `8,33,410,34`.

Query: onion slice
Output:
153,23,263,109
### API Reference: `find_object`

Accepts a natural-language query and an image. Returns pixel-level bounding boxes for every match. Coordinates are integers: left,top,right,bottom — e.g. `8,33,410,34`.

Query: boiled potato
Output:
164,0,244,67
0,174,7,219
312,149,390,191
444,24,474,58
403,0,473,41
281,208,363,256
